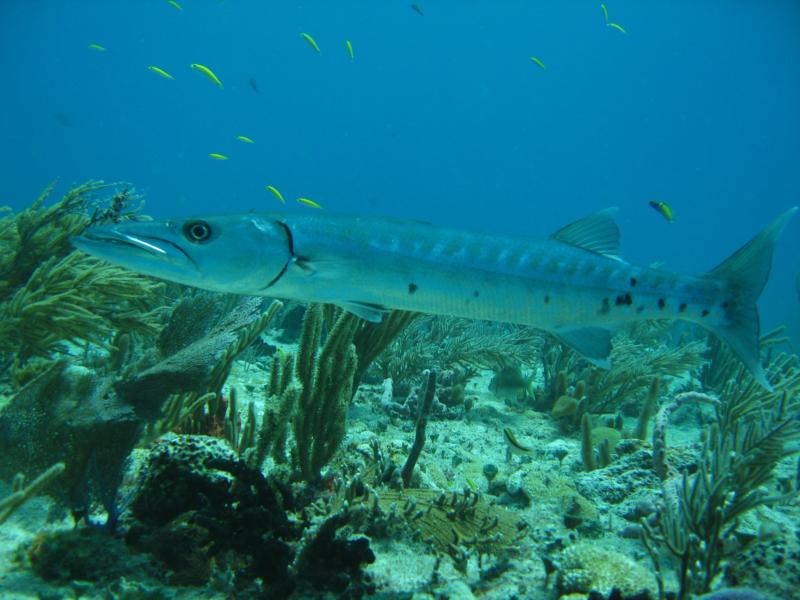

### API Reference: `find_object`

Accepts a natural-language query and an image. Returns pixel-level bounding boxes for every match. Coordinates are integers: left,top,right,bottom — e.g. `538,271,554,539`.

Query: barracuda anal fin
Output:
337,301,391,323
551,327,612,368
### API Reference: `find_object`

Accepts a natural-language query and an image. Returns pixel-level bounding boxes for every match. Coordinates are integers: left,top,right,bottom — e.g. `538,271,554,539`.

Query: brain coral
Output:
556,542,656,597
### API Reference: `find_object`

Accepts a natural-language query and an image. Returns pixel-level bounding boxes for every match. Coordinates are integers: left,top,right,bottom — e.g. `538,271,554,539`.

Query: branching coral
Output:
701,326,795,394
0,462,65,524
243,304,417,481
0,180,106,291
642,377,800,600
539,324,707,418
0,182,163,371
379,315,542,386
291,305,358,483
0,252,163,362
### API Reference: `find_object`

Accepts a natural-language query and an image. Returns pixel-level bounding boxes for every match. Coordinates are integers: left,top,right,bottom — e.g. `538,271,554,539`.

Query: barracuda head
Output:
73,214,293,294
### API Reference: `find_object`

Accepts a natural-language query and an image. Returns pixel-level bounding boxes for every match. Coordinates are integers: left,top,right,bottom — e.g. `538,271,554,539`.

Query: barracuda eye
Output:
183,220,213,243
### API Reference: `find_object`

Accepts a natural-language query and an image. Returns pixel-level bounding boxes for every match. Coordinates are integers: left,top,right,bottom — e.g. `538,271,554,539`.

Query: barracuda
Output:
73,207,797,389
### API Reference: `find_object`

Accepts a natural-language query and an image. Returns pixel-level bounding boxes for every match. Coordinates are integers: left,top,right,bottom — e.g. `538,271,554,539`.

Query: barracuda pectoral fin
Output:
551,208,621,257
337,301,391,323
551,327,612,368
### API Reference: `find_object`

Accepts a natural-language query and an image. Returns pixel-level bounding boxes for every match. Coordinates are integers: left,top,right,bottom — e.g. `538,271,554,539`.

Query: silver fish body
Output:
73,207,797,388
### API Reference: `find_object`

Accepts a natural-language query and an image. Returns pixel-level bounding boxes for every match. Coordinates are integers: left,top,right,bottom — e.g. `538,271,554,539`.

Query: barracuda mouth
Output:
73,227,197,270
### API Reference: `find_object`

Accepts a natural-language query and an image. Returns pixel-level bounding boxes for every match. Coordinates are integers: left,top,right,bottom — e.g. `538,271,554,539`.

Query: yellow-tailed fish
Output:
345,39,354,60
88,43,107,52
300,32,321,54
167,0,182,10
649,200,673,223
209,153,229,160
607,22,627,34
266,185,285,204
148,66,174,80
190,63,223,88
530,56,546,70
297,197,322,209
236,135,255,144
600,3,609,24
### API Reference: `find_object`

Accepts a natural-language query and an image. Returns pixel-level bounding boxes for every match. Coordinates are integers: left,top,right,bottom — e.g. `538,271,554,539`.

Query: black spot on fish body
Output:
408,282,418,294
473,290,479,298
679,302,687,312
629,277,637,287
658,298,666,310
701,309,710,317
544,295,550,304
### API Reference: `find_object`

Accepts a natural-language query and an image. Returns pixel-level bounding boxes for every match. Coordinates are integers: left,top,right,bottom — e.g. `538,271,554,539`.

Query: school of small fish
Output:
86,3,636,212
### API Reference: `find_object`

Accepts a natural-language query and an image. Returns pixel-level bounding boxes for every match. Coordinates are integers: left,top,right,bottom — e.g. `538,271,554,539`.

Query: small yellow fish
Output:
265,185,285,204
345,40,354,60
300,32,321,54
167,0,182,10
209,153,229,160
649,200,674,223
607,22,627,34
190,63,223,88
236,135,254,144
148,66,174,80
88,43,107,52
600,3,609,24
297,197,322,209
530,56,546,70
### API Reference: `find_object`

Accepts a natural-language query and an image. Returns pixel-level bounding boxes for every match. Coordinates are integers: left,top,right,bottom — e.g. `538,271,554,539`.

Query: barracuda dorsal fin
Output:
552,327,612,368
337,301,390,323
551,208,620,256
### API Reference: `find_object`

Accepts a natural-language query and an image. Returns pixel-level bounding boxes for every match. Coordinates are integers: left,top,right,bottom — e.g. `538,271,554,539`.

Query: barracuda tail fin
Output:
705,207,797,390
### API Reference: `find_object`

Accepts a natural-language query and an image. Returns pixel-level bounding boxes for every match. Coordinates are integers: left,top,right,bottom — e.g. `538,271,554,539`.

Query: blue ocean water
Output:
1,0,798,342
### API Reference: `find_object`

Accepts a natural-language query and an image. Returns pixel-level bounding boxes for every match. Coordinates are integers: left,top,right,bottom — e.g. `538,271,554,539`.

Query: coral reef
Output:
0,183,162,376
0,463,65,524
641,379,800,599
555,542,656,597
125,295,281,421
3,182,798,600
125,433,376,598
401,369,437,486
370,487,526,562
539,324,707,420
0,360,139,523
379,315,541,392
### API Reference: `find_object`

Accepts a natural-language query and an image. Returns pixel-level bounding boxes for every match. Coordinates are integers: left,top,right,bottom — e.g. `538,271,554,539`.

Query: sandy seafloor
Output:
1,338,798,600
